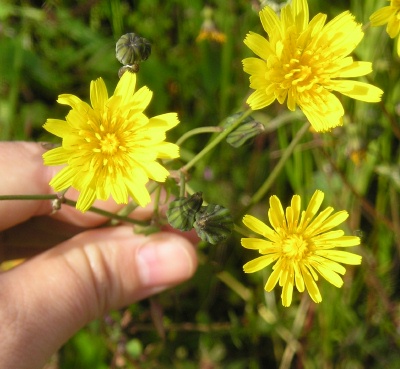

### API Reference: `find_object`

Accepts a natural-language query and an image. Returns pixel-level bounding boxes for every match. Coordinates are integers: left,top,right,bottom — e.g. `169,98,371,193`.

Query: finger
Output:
0,142,154,230
0,227,197,369
0,215,199,262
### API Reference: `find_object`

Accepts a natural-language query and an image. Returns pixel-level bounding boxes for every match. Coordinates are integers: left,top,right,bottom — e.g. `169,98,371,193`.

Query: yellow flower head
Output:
241,190,362,307
370,0,400,55
43,72,180,212
243,0,383,132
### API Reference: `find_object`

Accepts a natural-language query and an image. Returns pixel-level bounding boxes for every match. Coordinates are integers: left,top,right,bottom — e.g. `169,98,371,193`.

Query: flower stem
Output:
179,171,186,197
243,121,310,214
64,199,149,226
0,194,58,201
0,194,149,226
180,108,253,173
279,294,310,369
175,126,224,147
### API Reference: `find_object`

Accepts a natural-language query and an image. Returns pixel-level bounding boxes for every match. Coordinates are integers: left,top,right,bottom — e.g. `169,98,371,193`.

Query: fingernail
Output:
136,234,195,287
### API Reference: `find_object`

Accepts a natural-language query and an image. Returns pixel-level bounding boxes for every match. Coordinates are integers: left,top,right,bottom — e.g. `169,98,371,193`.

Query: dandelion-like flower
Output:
370,0,400,56
241,190,362,307
243,0,383,132
43,72,180,212
196,6,226,43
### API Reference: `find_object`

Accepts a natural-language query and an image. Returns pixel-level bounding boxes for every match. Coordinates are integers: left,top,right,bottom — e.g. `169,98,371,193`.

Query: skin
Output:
0,142,198,369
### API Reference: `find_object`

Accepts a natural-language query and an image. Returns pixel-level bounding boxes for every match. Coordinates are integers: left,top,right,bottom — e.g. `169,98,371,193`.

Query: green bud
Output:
193,204,233,244
224,112,254,128
116,33,151,66
166,192,203,231
226,120,264,148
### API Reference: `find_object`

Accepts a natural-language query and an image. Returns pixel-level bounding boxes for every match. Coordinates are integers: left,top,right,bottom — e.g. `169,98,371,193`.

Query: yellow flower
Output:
242,0,383,132
196,6,226,43
43,72,180,212
241,190,362,307
370,0,400,55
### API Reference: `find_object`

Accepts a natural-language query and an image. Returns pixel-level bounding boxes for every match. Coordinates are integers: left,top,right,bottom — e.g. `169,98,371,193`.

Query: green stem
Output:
64,199,149,226
279,294,310,369
0,194,149,226
242,121,310,215
179,171,186,197
0,194,58,201
175,126,223,147
180,108,253,173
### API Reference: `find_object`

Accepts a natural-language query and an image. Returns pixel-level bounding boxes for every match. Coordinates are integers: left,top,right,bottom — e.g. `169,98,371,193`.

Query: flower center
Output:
280,49,321,93
99,132,120,155
281,234,309,261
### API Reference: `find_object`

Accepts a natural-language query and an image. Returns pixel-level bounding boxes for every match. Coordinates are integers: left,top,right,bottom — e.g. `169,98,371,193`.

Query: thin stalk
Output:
0,194,149,226
242,121,310,215
180,108,253,173
0,194,59,201
175,127,223,147
179,171,186,197
64,199,149,226
279,294,310,369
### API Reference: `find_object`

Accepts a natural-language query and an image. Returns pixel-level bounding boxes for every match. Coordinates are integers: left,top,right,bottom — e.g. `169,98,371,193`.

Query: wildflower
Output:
43,72,179,212
370,0,400,56
196,6,226,43
242,0,383,132
241,190,361,307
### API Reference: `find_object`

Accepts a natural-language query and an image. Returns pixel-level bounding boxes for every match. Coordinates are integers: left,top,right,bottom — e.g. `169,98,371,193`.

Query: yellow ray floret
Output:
243,0,383,132
241,190,361,307
43,72,180,212
370,0,400,56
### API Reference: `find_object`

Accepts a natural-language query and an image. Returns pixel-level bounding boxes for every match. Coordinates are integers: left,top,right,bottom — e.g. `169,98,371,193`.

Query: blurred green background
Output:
1,0,400,368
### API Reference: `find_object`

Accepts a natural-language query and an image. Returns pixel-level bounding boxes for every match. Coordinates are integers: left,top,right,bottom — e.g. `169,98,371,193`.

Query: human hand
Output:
0,142,197,369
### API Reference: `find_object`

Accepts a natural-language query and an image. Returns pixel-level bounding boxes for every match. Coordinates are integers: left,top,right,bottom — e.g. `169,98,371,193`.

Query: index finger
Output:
0,142,153,231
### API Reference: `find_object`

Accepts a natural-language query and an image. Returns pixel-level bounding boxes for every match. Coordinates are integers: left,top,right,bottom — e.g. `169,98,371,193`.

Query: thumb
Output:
0,226,197,369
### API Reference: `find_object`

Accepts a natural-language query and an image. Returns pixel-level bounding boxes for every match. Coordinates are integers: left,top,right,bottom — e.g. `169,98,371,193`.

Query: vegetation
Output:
1,0,399,368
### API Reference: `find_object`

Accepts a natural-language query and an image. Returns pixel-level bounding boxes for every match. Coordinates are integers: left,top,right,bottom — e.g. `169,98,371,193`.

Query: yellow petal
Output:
298,190,324,230
370,7,393,26
246,89,276,110
76,186,97,212
259,5,282,37
90,77,108,110
43,119,71,137
330,81,383,102
154,142,180,159
114,72,137,105
48,165,75,190
281,270,294,307
42,146,68,166
336,61,373,78
241,238,272,250
244,255,277,273
148,113,180,129
268,195,286,231
387,14,400,38
292,0,309,32
242,214,279,242
265,264,282,291
301,265,322,303
316,250,362,265
314,264,344,288
244,32,274,60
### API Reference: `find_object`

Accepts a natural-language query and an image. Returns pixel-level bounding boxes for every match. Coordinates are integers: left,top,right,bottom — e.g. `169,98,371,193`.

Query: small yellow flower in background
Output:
243,0,383,132
196,6,226,43
241,190,362,307
370,0,400,56
43,72,180,212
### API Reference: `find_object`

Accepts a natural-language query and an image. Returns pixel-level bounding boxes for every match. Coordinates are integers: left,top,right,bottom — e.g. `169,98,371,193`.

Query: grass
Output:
1,0,400,368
